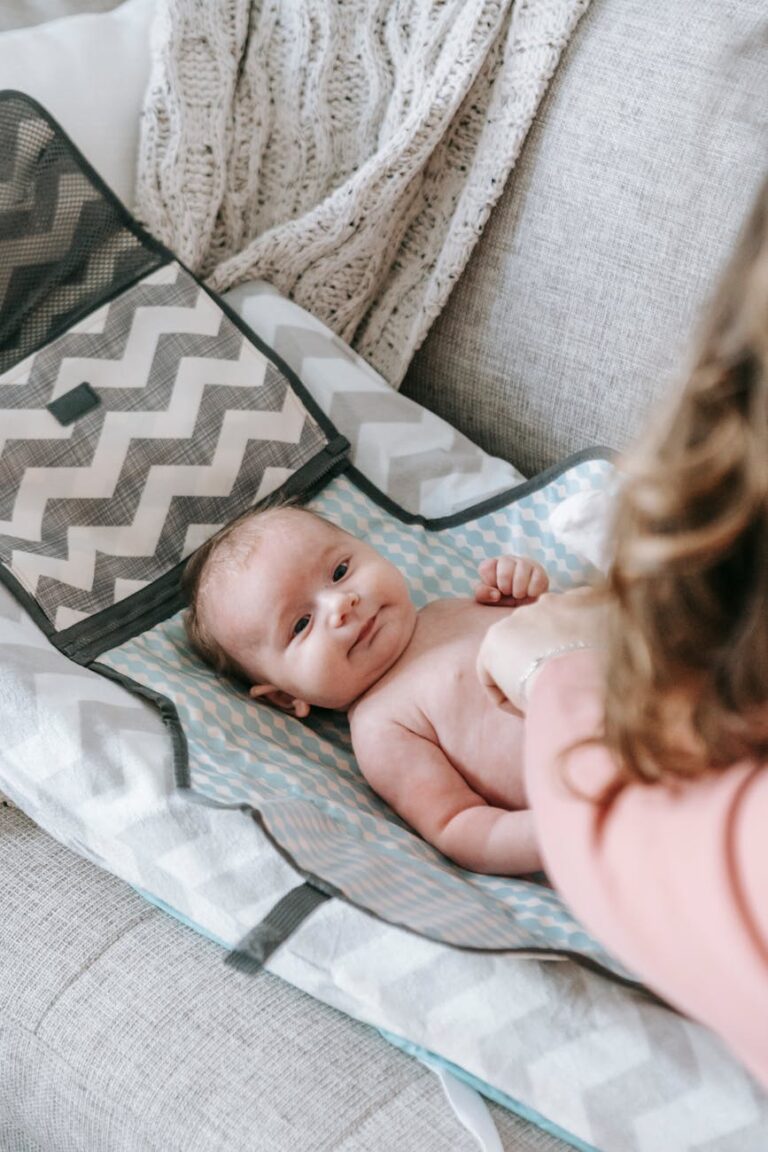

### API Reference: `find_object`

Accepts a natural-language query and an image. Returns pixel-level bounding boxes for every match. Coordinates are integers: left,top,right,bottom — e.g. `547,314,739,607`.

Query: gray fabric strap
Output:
225,883,330,973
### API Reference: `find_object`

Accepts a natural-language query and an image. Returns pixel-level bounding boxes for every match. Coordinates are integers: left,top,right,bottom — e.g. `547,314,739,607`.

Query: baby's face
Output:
203,510,418,710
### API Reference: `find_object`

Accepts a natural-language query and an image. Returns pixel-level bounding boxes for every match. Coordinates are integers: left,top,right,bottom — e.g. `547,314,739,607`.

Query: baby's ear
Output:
249,684,310,719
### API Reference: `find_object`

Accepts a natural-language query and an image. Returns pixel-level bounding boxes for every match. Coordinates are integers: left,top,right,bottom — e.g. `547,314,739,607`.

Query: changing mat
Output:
100,464,625,975
3,91,768,1152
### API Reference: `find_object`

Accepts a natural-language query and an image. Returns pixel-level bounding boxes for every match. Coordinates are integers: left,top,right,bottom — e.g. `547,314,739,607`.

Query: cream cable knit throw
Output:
137,0,589,387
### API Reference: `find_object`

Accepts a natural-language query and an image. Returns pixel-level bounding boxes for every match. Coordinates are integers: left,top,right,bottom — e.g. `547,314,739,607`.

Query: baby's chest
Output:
426,670,525,804
396,632,527,808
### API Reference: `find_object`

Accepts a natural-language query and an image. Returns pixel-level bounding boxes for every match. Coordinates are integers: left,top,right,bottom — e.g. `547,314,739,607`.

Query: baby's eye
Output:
292,615,310,637
332,561,349,582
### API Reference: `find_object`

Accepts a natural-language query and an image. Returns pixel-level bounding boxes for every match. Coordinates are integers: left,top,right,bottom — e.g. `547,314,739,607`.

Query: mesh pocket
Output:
0,91,346,660
0,92,163,375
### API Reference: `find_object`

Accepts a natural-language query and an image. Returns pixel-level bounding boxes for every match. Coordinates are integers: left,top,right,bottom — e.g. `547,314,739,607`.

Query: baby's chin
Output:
310,681,373,713
311,665,393,712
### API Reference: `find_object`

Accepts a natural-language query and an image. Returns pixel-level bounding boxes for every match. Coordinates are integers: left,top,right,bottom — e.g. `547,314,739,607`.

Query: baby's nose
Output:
327,589,359,628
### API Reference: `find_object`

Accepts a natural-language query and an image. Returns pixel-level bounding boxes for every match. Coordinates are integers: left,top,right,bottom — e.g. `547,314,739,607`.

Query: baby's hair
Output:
182,493,307,683
604,175,768,783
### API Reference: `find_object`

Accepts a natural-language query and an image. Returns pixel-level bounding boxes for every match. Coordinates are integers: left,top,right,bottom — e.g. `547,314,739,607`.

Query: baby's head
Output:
184,504,417,714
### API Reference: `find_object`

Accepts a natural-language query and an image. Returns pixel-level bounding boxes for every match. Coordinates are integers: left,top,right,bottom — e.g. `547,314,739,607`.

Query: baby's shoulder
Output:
350,682,409,735
349,681,431,758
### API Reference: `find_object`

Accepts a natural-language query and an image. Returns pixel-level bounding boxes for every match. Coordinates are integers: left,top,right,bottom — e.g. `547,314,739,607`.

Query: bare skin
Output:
197,509,548,876
349,598,541,875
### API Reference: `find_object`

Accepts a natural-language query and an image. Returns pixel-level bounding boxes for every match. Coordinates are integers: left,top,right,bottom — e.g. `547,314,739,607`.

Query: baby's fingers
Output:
477,558,500,586
474,581,502,604
528,564,549,598
494,556,522,597
507,558,549,599
476,557,550,604
475,557,504,603
513,559,535,600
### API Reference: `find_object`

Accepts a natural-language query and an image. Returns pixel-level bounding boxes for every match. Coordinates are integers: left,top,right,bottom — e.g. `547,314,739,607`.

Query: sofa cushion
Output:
0,0,153,207
0,805,568,1152
0,2,122,32
402,0,768,475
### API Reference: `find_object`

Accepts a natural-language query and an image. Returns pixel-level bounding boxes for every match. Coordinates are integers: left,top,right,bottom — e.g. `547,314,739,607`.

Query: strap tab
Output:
225,882,330,973
433,1067,504,1152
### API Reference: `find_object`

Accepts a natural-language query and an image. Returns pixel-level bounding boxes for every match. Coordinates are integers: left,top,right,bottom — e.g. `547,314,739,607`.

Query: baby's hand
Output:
475,556,549,606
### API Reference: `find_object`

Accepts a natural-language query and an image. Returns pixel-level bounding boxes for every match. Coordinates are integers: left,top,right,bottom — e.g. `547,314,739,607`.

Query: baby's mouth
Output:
351,611,378,653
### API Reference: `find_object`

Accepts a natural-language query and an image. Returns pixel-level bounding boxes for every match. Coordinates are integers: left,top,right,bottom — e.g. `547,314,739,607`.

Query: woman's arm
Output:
526,648,768,1090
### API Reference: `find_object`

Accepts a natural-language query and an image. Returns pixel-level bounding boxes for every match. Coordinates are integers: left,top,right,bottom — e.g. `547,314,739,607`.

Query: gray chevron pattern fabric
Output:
226,280,527,517
0,261,332,637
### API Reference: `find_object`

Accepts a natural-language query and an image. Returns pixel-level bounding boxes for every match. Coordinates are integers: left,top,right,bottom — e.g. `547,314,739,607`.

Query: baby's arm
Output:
353,720,541,876
475,556,549,607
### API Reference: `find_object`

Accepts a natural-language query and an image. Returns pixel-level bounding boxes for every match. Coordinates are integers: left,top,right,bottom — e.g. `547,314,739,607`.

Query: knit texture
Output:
136,0,589,387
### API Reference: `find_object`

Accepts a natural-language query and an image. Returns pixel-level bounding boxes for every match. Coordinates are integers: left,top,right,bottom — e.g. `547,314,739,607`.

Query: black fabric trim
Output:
195,280,343,446
56,563,194,666
0,565,55,641
238,804,656,996
91,660,190,784
342,446,616,530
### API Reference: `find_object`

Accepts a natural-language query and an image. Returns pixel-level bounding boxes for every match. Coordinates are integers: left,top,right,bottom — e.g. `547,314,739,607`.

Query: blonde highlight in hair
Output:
604,177,768,783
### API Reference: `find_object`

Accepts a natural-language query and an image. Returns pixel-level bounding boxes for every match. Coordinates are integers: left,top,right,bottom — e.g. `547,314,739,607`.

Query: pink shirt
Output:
525,650,768,1089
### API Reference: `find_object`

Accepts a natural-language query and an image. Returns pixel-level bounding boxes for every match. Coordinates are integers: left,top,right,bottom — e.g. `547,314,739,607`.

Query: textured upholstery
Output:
403,0,768,475
0,806,568,1152
0,1,120,31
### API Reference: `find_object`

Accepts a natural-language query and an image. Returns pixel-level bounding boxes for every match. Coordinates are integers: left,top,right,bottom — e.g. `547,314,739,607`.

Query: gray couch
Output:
1,2,766,1150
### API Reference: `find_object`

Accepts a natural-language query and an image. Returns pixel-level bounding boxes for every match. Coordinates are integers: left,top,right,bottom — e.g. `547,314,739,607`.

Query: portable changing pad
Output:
0,87,617,975
3,91,768,1152
100,464,625,973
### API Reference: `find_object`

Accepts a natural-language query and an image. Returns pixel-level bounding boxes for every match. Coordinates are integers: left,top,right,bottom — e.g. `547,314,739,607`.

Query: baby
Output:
183,504,549,876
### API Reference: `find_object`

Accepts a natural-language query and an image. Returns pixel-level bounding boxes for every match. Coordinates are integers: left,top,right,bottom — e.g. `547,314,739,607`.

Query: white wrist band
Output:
517,642,598,705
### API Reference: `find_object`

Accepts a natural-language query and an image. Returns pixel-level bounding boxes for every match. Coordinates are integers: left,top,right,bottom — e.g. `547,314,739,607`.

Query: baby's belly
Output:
430,692,528,810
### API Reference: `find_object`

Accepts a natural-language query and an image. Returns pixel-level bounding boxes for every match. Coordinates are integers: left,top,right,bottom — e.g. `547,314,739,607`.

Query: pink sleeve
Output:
525,650,768,1089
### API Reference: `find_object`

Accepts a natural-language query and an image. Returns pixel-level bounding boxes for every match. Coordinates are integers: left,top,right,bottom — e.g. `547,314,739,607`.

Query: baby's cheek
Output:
305,647,343,694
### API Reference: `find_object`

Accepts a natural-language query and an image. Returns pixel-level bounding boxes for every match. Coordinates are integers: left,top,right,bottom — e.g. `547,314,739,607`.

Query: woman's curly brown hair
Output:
605,176,768,783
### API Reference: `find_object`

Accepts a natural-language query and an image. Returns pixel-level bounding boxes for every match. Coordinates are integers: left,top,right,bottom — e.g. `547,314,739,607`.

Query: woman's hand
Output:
476,586,609,712
475,555,549,606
